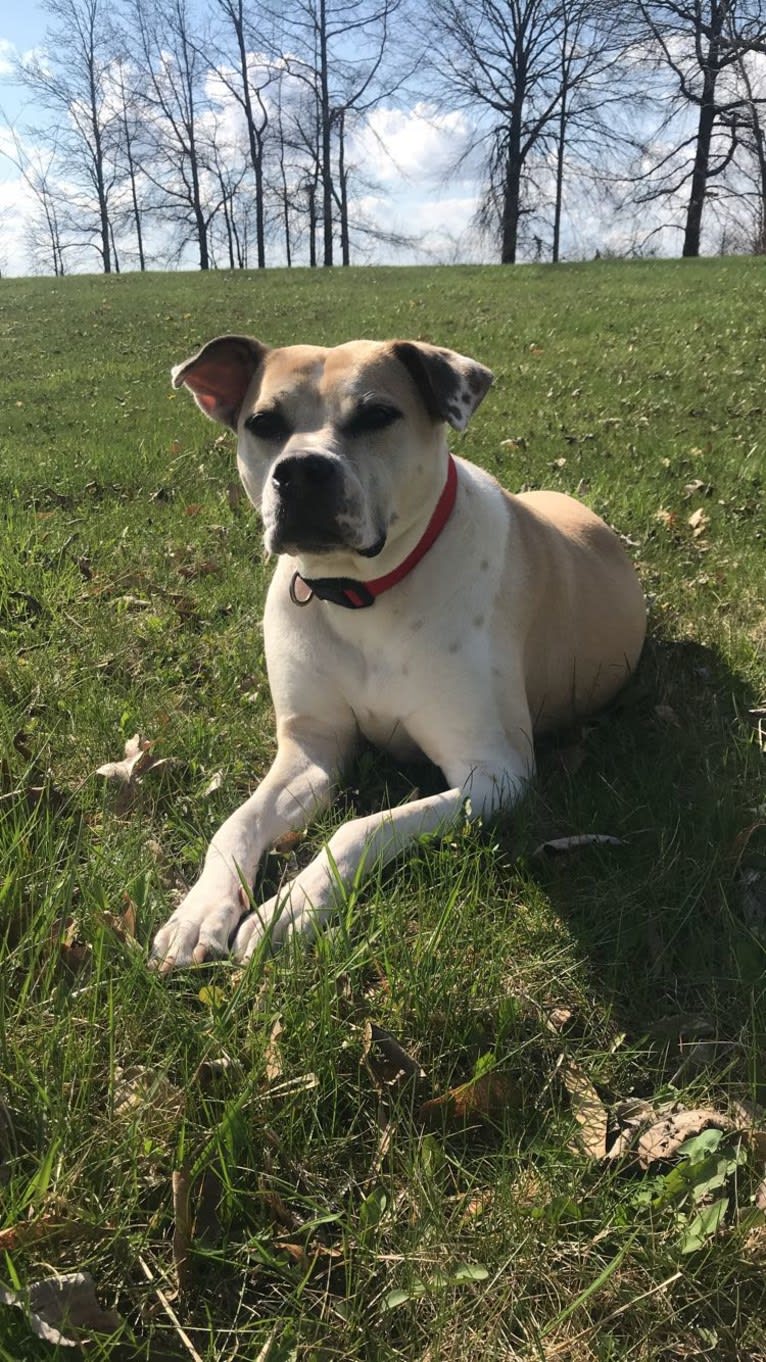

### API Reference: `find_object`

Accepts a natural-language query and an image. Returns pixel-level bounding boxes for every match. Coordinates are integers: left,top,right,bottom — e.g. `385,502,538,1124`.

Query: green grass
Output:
0,259,765,1360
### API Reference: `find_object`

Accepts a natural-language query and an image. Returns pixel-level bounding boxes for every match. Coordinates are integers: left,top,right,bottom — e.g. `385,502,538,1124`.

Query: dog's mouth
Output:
268,508,387,560
357,532,386,559
269,527,386,559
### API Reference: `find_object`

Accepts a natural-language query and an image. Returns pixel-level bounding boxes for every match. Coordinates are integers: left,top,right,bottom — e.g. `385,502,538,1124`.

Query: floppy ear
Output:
171,335,269,429
392,341,494,431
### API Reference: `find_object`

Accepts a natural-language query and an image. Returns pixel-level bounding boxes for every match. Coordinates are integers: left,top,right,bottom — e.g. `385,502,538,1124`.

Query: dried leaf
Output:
730,1096,766,1131
264,1017,284,1083
0,1272,122,1346
113,1066,185,1133
226,480,245,510
533,834,623,858
637,1108,732,1169
273,828,305,854
545,1006,574,1034
606,1097,657,1158
369,1024,425,1081
51,917,91,973
96,732,166,786
562,1061,608,1158
177,559,220,580
687,506,709,535
102,896,138,942
172,1167,193,1295
202,769,224,797
419,1072,518,1126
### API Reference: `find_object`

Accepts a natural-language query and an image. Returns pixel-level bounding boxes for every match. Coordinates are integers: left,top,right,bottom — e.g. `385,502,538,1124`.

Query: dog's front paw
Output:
150,881,249,973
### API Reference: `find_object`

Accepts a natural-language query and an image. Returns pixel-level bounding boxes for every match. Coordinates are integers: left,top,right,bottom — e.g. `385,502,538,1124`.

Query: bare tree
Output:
279,0,405,266
628,1,766,257
108,57,148,269
0,124,68,274
206,0,279,268
127,0,215,269
549,1,637,262
422,0,604,264
16,0,119,272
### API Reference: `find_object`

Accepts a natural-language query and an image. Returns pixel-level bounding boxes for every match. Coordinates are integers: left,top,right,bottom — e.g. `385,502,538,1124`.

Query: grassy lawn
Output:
0,258,765,1360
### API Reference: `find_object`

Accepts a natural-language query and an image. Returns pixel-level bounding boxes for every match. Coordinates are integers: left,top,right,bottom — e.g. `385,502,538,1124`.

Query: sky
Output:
0,1,733,277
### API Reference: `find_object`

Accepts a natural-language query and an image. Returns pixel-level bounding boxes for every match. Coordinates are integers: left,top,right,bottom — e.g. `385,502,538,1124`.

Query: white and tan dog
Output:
151,335,646,971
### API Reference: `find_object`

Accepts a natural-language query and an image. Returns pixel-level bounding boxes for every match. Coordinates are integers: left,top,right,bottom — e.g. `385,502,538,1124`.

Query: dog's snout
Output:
272,454,337,497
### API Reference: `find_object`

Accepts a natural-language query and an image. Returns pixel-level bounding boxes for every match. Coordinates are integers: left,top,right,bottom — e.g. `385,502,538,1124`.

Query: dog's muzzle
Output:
268,452,382,557
269,453,345,553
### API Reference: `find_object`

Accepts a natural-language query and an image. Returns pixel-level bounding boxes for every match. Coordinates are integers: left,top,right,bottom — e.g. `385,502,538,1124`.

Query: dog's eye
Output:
245,409,290,441
345,404,401,436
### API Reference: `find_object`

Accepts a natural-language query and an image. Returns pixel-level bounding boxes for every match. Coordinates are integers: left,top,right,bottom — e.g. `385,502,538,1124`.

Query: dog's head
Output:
172,336,493,567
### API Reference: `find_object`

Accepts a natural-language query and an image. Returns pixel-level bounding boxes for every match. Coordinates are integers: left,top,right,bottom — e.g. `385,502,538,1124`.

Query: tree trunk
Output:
552,89,566,264
319,0,334,266
232,3,266,268
682,7,724,260
501,40,526,265
337,108,350,265
308,180,317,266
682,83,718,257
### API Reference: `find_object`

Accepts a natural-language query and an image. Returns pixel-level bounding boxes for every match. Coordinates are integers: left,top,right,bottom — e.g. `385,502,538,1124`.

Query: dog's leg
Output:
150,728,350,971
232,752,532,960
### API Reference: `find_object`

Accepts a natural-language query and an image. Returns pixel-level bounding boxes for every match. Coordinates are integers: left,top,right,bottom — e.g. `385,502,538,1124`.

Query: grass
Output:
0,257,765,1360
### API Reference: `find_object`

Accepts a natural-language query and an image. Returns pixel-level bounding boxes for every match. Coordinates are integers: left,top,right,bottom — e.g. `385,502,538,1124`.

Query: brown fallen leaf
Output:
533,834,624,858
227,479,245,510
637,1108,732,1169
419,1071,518,1126
0,1272,122,1347
113,1065,185,1139
202,769,224,797
51,917,91,974
96,733,170,787
730,1096,766,1131
562,1061,608,1158
688,506,709,536
545,1006,574,1034
606,1098,657,1158
264,1017,284,1083
177,559,220,580
172,1166,193,1296
102,896,138,943
272,828,305,854
369,1023,425,1081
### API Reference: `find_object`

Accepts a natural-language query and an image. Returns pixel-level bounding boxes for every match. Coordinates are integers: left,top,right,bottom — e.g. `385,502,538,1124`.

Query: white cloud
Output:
0,38,15,77
350,101,475,185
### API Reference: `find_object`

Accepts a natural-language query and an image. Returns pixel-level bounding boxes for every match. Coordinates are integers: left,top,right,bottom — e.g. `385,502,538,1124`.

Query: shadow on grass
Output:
527,631,766,1095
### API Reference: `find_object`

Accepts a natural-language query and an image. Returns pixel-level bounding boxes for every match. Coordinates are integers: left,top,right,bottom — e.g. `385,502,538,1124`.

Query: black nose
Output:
271,454,337,497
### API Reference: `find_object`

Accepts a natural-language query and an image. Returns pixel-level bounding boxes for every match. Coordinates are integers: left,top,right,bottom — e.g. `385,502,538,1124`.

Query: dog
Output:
150,336,646,971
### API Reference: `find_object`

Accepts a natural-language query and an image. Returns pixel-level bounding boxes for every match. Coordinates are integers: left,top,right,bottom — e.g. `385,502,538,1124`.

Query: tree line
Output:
4,0,766,274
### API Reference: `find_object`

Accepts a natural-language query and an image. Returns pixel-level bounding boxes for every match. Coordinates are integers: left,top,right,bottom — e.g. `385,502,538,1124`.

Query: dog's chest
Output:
341,629,427,758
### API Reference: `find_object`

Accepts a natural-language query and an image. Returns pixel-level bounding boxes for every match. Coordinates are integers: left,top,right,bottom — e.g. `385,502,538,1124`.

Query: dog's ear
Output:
171,335,268,429
392,341,493,431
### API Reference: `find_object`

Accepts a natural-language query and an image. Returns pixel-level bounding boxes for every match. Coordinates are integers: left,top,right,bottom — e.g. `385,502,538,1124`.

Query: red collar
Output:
289,455,458,610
